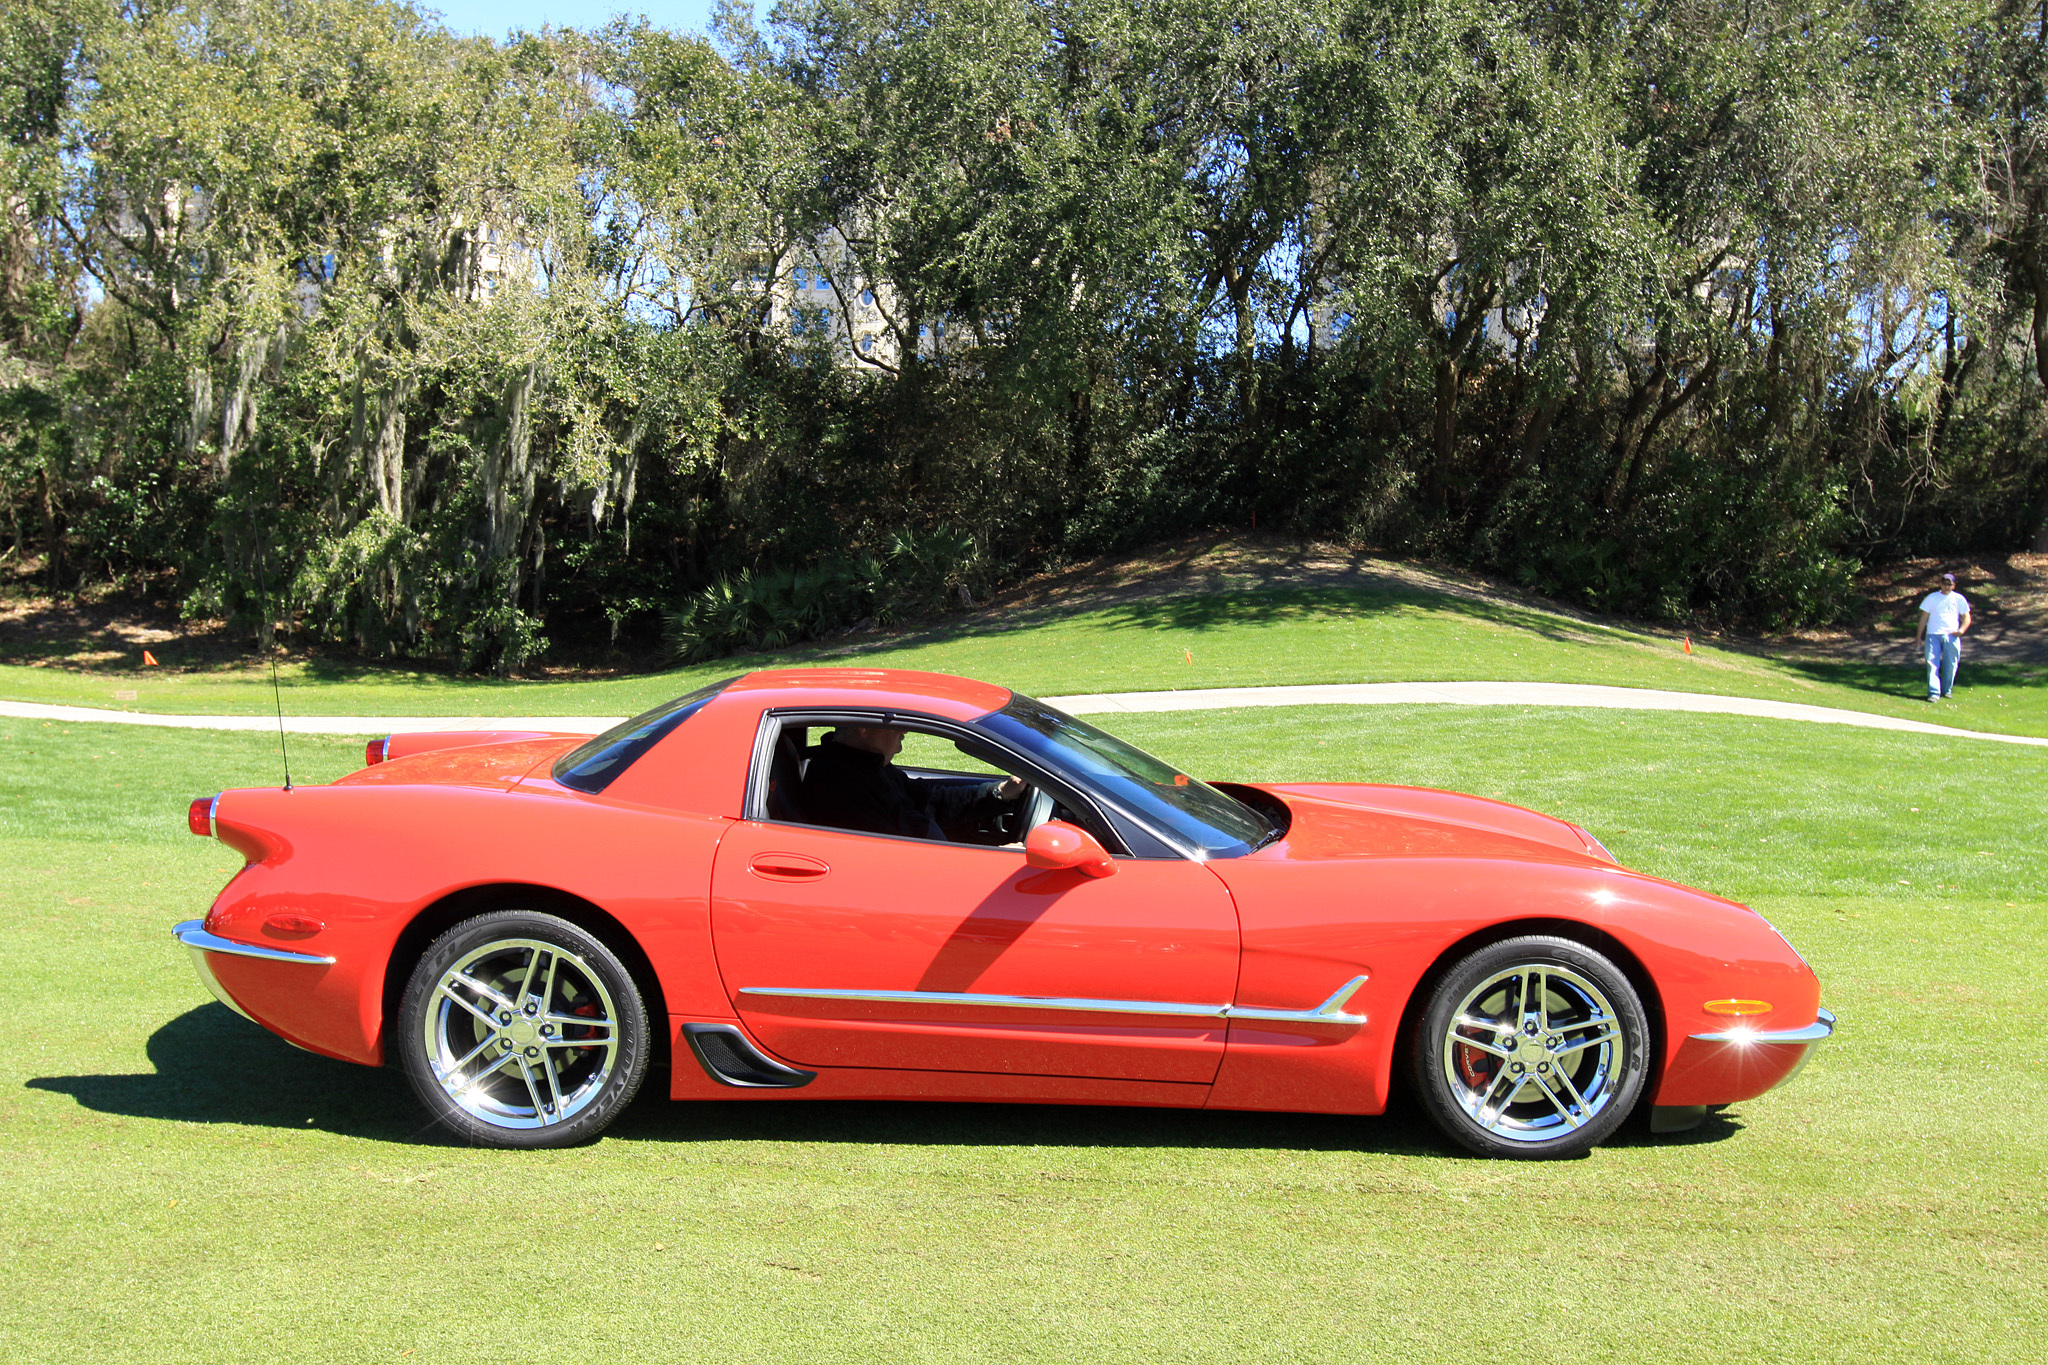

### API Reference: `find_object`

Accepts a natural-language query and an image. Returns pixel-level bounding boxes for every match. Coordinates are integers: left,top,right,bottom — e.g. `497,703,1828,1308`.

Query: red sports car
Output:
173,668,1832,1158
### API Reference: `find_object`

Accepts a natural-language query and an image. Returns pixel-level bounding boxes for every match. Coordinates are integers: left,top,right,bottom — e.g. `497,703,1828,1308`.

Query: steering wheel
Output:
1021,785,1055,833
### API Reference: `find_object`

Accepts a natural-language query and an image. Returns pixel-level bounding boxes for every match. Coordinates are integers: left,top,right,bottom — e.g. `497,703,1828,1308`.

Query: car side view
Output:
174,668,1832,1158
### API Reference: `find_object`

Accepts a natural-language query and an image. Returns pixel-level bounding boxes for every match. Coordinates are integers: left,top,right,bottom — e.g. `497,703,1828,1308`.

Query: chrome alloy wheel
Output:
421,937,621,1130
1441,963,1625,1144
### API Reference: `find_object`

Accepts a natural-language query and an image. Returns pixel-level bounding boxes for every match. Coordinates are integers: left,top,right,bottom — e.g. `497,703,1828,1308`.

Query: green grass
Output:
7,583,2048,737
2,707,2041,1361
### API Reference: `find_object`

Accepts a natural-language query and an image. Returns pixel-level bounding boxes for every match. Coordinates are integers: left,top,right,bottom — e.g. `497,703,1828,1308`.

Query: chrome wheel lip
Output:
422,937,620,1131
1440,962,1625,1146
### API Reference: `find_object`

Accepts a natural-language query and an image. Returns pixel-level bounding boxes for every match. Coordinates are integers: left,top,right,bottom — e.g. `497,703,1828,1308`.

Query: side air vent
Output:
681,1023,816,1089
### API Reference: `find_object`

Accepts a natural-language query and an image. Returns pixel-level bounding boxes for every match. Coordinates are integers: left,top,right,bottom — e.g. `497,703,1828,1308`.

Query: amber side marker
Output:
1702,999,1772,1017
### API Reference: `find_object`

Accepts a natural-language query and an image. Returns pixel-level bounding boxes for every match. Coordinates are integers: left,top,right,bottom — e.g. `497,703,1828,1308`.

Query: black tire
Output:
1411,935,1649,1159
398,911,649,1148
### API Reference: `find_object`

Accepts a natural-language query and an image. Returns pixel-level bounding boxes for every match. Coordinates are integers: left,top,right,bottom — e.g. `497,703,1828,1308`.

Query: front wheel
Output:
398,911,649,1148
1412,935,1649,1159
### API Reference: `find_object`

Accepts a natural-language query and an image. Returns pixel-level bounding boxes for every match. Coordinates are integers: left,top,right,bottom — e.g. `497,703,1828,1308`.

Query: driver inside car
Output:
799,725,1027,841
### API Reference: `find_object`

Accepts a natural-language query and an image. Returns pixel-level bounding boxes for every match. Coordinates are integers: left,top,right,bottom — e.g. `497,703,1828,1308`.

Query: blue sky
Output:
421,1,743,40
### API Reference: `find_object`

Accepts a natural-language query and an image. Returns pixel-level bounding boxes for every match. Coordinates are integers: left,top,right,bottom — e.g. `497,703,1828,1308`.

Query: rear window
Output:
552,678,735,794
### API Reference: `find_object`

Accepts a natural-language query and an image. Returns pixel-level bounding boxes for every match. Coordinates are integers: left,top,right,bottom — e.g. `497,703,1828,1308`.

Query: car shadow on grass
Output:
26,1003,440,1144
30,1003,1746,1157
605,1086,1454,1156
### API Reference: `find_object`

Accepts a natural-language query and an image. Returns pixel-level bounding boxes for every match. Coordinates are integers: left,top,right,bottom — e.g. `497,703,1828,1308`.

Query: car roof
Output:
723,668,1013,720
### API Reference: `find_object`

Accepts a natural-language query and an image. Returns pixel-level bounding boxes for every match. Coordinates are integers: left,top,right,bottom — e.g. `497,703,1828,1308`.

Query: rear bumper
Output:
1655,1006,1836,1110
173,919,335,1023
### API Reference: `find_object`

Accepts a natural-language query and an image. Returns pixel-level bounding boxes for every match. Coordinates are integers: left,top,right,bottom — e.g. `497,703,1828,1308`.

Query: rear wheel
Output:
1412,935,1648,1159
398,911,649,1148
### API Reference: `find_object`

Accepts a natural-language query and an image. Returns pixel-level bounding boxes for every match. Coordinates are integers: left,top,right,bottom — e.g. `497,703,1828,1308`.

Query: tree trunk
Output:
2025,257,2048,551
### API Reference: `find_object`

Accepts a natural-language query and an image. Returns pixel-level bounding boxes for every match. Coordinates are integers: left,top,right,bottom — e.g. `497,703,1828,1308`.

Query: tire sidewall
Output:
398,910,650,1149
1412,934,1650,1160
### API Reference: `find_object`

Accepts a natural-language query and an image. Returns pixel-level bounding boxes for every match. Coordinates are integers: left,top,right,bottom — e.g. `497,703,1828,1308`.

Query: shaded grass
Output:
7,582,2048,738
1,710,2042,1361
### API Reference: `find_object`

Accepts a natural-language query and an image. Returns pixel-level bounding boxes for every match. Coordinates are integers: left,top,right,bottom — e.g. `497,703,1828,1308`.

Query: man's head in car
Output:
830,725,905,759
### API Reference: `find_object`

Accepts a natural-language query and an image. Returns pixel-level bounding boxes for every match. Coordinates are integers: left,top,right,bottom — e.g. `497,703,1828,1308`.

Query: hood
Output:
1252,782,1608,864
332,735,583,791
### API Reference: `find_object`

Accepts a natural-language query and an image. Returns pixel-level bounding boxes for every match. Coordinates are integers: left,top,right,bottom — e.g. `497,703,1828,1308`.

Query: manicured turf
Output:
1,706,2040,1362
7,583,2048,736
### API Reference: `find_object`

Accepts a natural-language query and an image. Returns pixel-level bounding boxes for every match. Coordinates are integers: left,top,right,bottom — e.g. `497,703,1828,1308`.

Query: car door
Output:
707,724,1241,1083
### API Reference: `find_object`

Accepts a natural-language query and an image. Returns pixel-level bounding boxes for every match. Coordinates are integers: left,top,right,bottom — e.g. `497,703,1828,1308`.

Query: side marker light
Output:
1703,999,1772,1017
188,795,219,838
265,913,325,935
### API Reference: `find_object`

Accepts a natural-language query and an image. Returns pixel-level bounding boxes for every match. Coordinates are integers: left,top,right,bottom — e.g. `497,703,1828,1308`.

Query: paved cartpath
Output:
2,681,2043,747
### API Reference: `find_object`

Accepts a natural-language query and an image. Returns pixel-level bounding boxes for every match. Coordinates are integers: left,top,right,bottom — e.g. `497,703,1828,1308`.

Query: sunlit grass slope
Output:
6,583,2048,737
2,709,2040,1362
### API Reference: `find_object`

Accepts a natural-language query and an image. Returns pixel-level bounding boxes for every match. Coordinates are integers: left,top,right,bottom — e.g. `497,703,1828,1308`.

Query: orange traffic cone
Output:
142,650,159,666
1682,637,1693,655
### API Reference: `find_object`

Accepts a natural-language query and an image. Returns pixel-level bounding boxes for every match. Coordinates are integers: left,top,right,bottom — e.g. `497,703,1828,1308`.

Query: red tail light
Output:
187,795,218,837
364,737,391,766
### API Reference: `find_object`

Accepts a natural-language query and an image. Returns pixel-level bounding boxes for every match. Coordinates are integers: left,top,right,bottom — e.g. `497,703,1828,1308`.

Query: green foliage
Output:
2,0,2044,665
663,526,983,661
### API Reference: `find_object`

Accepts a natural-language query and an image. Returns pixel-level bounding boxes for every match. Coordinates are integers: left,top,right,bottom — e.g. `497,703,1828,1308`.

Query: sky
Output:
420,1,745,41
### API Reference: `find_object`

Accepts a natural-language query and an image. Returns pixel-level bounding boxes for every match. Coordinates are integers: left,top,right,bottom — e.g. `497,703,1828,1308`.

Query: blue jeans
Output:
1925,634,1960,698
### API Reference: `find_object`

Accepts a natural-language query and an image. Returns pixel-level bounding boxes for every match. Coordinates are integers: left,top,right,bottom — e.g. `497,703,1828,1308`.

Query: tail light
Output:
365,736,391,766
187,795,219,838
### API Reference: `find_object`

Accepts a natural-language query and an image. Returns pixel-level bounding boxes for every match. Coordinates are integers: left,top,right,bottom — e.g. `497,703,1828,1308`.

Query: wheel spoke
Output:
544,1011,613,1034
1528,1071,1580,1128
437,986,499,1028
544,1034,609,1050
540,1048,568,1116
1449,1020,1515,1059
1555,1024,1618,1057
1531,970,1551,1032
542,952,562,1014
517,947,546,1005
439,1033,502,1080
1550,1056,1595,1120
1474,1067,1523,1129
513,1056,552,1123
449,970,518,1014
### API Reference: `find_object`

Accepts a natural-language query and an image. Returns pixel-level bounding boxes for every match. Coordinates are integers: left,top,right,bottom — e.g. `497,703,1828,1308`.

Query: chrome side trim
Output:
1220,975,1369,1025
173,919,336,966
206,794,219,839
740,985,1227,1018
1689,1006,1835,1045
736,975,1369,1027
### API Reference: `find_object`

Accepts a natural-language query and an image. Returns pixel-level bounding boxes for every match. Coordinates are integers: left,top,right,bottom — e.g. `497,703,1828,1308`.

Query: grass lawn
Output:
1,705,2040,1362
6,583,2048,738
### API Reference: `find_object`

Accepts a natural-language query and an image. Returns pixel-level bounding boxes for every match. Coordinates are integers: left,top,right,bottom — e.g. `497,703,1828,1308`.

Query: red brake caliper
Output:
1455,1041,1496,1090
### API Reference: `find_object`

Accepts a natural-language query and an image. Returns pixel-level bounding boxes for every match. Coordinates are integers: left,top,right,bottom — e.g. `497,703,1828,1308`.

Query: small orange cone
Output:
1682,637,1692,655
142,650,159,666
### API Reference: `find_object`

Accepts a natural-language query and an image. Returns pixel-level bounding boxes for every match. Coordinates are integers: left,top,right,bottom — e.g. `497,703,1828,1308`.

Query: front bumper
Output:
1652,1006,1836,1129
173,919,335,1023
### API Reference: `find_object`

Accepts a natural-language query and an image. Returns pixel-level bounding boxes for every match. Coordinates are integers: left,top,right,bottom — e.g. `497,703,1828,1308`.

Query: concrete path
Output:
3,681,2044,747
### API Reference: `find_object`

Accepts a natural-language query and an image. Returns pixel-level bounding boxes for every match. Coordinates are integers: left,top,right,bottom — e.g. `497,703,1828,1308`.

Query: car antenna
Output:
252,511,292,791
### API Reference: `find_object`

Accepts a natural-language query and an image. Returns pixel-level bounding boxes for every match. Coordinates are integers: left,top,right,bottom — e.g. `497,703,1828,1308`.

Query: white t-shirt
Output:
1920,590,1970,635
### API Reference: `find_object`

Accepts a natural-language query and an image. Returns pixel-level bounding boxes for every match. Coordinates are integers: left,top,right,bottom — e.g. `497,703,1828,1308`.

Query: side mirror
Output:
1023,821,1117,878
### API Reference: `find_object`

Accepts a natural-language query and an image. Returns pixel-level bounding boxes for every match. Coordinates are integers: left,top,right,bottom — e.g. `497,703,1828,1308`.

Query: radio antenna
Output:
251,511,292,791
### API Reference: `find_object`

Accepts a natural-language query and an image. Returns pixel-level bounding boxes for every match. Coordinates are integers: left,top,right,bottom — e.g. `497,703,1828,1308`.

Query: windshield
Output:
552,677,735,794
980,694,1278,858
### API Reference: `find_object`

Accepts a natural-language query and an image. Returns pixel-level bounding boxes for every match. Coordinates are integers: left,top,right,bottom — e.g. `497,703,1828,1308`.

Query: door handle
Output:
749,853,829,881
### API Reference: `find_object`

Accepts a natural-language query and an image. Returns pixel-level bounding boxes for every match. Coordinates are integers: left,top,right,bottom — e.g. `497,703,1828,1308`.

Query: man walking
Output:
1914,571,1972,701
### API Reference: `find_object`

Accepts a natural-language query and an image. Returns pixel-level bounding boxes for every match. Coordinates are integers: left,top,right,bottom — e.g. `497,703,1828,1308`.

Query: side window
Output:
756,715,1121,853
894,730,1006,778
